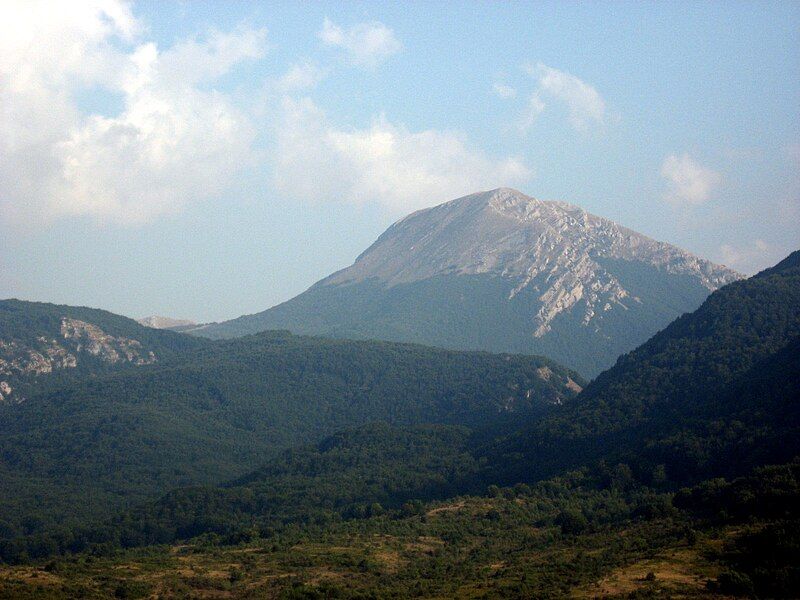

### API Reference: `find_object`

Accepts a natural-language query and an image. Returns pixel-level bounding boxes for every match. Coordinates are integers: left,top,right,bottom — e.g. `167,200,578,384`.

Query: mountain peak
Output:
472,186,535,206
196,189,743,377
442,187,572,213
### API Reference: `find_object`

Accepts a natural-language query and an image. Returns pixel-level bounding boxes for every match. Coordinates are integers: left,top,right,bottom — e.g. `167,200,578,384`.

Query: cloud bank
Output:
0,0,265,225
1,4,530,225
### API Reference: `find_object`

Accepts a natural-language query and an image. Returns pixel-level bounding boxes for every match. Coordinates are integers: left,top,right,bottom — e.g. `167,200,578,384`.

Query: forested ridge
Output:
0,299,202,352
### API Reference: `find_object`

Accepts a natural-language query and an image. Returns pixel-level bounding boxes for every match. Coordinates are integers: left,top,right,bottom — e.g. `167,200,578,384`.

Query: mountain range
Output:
0,192,797,598
0,250,795,598
194,188,741,377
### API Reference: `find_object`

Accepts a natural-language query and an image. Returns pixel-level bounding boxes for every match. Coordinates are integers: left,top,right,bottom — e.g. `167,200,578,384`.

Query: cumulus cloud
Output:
318,18,401,68
0,4,528,224
525,63,606,131
660,153,722,205
0,1,266,225
273,97,531,212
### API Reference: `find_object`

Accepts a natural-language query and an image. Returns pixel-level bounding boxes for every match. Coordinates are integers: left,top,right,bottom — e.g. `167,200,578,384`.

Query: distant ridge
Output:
194,188,741,377
137,315,197,331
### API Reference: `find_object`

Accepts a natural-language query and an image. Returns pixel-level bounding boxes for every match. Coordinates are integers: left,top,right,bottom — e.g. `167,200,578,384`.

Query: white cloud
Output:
526,63,606,131
277,61,326,92
492,82,516,99
318,18,401,68
660,153,722,205
273,97,531,212
0,1,266,225
719,239,769,273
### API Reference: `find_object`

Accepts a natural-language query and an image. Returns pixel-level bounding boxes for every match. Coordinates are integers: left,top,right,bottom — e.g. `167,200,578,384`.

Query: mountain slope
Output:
11,320,796,565
483,250,800,485
195,188,740,377
0,315,581,537
22,423,482,555
2,256,797,594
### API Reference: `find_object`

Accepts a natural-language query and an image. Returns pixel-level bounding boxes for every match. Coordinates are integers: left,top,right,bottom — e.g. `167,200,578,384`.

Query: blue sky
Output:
1,1,798,322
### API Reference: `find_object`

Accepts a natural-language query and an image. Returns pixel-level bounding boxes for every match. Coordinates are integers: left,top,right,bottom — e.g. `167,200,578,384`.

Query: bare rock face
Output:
0,339,75,377
0,318,156,402
322,188,741,338
60,318,156,365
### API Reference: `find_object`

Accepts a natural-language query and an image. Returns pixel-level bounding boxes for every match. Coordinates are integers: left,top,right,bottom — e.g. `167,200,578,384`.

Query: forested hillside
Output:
0,327,581,539
2,457,797,598
3,253,797,573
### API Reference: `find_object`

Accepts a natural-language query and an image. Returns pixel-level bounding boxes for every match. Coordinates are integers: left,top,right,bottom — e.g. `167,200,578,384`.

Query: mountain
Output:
0,305,581,537
20,252,796,562
137,315,197,331
194,188,741,377
1,256,797,598
483,250,800,486
0,299,206,403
